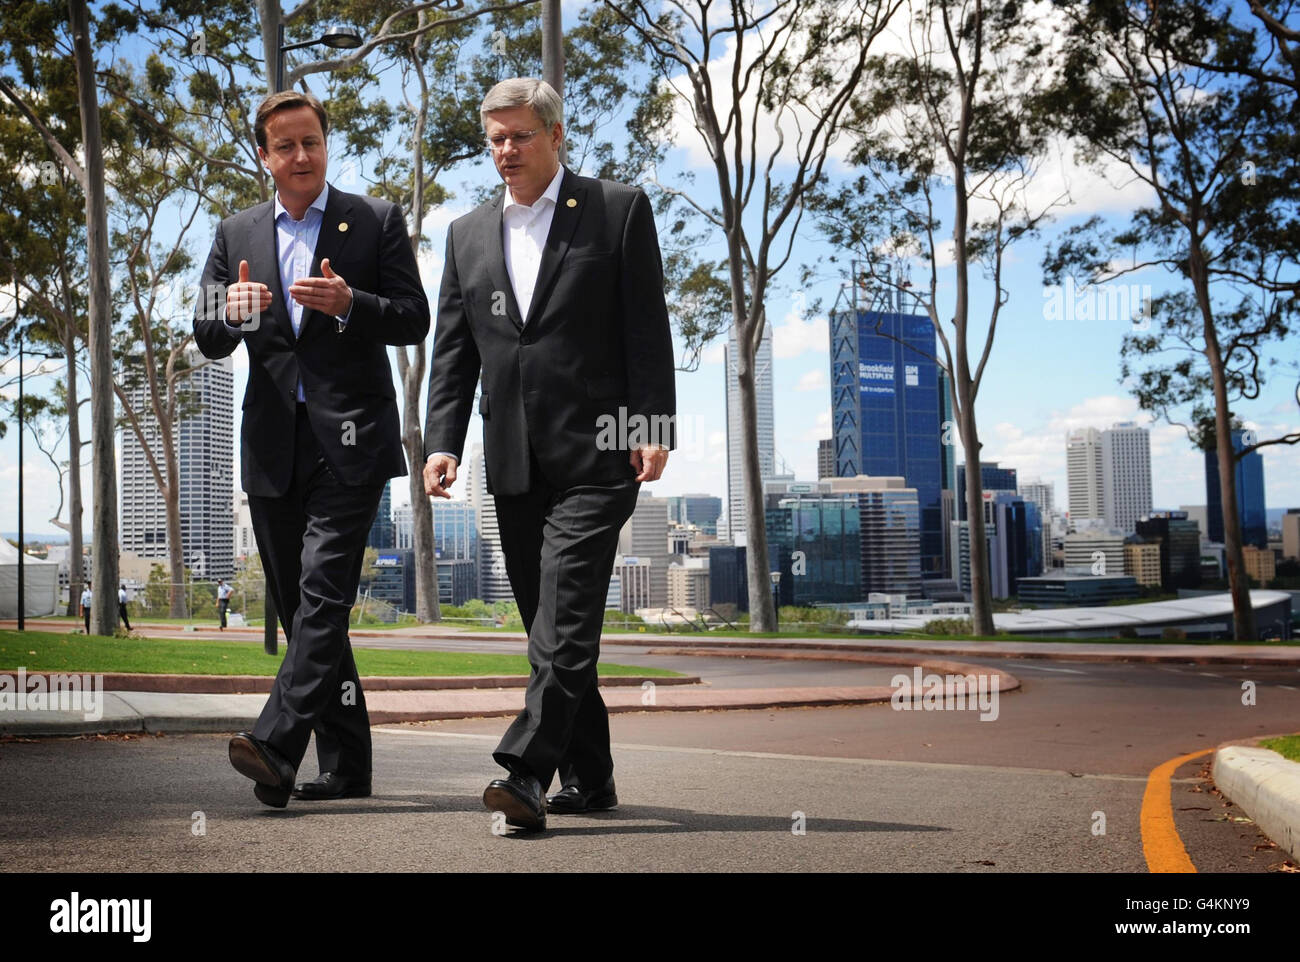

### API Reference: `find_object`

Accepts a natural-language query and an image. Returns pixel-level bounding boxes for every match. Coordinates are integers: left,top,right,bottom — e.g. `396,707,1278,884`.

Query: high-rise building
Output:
1124,540,1162,587
619,494,671,608
764,482,863,605
830,476,922,596
431,500,479,601
233,491,255,562
1101,422,1152,534
1018,479,1055,575
1063,530,1125,576
666,494,722,535
1178,504,1209,542
1242,544,1276,584
367,481,395,549
1066,427,1104,524
120,352,234,580
466,443,513,603
611,556,652,613
986,493,1043,599
708,545,749,613
667,557,711,610
956,462,1018,520
1283,509,1300,560
1206,429,1267,548
829,303,945,577
1135,511,1202,590
724,325,775,546
817,438,835,479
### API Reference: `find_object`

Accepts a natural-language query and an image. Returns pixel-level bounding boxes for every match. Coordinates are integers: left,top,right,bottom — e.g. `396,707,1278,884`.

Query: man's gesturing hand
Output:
226,259,272,324
424,453,457,499
630,445,669,483
289,257,353,317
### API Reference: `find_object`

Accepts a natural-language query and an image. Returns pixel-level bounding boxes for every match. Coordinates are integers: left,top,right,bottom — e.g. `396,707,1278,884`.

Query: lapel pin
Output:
566,198,577,208
339,222,349,232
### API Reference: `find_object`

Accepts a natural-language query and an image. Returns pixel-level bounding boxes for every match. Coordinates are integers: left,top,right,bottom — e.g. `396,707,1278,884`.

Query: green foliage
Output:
924,617,976,636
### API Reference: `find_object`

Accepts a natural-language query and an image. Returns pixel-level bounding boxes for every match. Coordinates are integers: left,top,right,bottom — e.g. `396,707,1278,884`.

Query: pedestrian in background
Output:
80,582,92,634
118,584,132,631
217,579,233,630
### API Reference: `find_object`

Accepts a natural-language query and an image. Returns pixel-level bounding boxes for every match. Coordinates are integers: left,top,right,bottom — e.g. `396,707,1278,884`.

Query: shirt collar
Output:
503,166,565,216
274,183,329,223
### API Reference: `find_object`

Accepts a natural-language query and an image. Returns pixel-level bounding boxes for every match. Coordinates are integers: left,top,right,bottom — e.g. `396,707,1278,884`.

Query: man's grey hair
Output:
480,78,564,131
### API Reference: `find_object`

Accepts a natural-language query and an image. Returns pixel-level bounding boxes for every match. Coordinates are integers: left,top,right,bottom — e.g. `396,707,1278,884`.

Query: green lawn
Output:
0,630,679,678
1259,734,1300,763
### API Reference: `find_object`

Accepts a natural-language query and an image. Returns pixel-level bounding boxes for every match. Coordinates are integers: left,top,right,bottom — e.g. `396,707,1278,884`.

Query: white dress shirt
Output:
428,166,565,468
502,165,564,325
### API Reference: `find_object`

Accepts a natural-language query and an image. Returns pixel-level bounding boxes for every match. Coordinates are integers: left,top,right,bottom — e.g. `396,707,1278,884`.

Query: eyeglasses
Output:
486,129,539,152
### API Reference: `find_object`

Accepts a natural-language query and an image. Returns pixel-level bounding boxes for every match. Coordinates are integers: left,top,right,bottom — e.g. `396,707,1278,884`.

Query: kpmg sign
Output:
375,554,400,567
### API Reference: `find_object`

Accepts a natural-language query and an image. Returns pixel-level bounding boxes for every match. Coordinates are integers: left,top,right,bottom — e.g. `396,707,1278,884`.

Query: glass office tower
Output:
830,308,943,576
1205,429,1267,548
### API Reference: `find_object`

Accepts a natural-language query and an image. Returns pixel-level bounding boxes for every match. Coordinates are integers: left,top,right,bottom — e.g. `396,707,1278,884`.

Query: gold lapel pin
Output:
566,198,577,208
339,222,349,232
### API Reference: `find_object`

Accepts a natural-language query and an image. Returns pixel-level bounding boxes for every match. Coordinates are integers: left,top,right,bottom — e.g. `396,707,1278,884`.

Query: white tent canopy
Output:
0,538,60,618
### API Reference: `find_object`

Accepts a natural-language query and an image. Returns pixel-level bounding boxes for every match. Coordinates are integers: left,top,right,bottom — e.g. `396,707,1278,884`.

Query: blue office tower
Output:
1205,429,1267,548
830,305,945,576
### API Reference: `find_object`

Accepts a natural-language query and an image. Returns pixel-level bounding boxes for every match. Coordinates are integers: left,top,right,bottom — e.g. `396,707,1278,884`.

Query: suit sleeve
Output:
345,201,431,346
422,222,481,463
193,220,241,360
620,188,677,449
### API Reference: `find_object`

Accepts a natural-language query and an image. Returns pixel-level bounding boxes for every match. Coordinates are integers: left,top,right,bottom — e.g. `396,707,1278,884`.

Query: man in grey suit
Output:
423,78,676,831
194,90,429,808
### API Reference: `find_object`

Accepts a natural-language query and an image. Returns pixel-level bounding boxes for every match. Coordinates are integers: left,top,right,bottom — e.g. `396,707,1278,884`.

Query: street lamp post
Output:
275,24,364,93
770,570,781,635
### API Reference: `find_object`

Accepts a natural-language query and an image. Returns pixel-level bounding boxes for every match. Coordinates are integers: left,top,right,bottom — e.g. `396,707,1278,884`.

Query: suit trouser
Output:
491,455,640,791
248,404,383,779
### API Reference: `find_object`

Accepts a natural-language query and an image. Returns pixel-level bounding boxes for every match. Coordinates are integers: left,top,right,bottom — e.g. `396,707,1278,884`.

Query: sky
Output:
2,0,1298,542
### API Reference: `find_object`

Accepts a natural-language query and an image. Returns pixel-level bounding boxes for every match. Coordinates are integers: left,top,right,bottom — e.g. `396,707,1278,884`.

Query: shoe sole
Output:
483,785,546,831
291,786,372,800
548,794,618,815
253,782,290,808
230,737,291,809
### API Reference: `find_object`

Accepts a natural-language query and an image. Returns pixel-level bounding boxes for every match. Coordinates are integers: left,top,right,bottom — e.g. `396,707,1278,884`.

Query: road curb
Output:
1211,744,1300,860
0,657,1019,736
32,672,700,694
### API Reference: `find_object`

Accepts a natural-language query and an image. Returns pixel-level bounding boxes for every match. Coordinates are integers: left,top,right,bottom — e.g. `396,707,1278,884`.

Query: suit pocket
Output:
478,393,490,419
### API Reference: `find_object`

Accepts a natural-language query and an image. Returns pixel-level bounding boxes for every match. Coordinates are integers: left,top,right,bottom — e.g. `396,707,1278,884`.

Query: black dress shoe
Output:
483,772,546,831
292,772,372,800
228,732,295,809
546,778,618,815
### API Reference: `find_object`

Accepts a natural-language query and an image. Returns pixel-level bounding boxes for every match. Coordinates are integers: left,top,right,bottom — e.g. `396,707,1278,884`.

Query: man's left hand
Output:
289,257,353,316
630,445,669,482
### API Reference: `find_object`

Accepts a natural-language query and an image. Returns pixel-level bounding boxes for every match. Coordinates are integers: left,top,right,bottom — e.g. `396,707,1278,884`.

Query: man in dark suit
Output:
194,91,429,808
423,78,676,831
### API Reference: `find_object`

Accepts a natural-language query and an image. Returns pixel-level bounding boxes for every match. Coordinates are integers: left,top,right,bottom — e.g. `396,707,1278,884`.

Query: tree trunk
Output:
1191,252,1256,640
70,0,119,635
63,320,84,617
735,332,775,632
165,451,187,618
398,343,441,623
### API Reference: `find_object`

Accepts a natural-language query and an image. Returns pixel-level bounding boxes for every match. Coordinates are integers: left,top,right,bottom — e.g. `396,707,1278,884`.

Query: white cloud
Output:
795,368,827,392
773,306,828,360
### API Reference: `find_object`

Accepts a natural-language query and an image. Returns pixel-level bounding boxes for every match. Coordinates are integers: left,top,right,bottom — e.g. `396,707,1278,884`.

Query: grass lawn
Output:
1259,734,1300,763
0,630,680,678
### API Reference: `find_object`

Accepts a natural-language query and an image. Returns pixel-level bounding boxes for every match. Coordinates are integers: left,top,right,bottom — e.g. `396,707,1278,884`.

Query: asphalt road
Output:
1,653,1294,872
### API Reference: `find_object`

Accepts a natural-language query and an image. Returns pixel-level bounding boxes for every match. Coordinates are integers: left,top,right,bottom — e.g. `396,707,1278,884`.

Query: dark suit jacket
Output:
423,168,676,497
193,184,430,498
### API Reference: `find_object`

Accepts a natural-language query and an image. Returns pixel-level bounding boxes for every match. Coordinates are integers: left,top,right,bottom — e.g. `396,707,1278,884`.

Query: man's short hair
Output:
480,78,563,132
255,91,330,150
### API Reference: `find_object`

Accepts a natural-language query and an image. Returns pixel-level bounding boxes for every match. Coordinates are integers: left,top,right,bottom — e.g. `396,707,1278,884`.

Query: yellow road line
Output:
1141,748,1213,873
